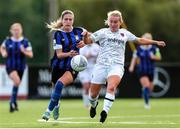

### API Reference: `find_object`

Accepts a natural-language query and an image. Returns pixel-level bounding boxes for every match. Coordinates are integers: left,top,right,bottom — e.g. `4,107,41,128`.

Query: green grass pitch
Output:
0,99,180,128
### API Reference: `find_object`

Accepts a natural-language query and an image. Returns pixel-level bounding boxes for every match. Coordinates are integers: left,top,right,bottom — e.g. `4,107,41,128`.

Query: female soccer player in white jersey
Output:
83,10,166,123
78,43,99,108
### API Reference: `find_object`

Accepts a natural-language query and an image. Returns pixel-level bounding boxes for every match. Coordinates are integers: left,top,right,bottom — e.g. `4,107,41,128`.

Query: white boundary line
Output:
56,114,180,120
37,114,180,125
37,119,180,125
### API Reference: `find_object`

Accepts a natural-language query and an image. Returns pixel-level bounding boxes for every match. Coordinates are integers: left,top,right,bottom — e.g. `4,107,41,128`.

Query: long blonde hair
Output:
47,10,74,31
104,10,123,26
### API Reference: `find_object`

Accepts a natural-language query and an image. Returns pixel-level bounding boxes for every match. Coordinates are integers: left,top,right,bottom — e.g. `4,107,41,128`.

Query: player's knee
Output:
107,86,116,94
14,79,21,86
141,81,150,87
91,93,98,98
89,92,98,98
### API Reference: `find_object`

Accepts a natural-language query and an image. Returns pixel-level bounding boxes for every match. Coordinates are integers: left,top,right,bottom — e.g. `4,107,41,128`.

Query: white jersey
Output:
80,43,100,68
90,28,138,66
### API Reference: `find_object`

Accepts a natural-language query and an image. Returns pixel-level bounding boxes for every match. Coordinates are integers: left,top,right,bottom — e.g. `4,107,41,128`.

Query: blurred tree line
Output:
0,0,180,65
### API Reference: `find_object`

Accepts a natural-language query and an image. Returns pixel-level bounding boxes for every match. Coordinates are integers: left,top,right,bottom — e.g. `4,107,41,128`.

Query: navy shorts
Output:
51,67,78,85
6,69,24,80
137,72,154,82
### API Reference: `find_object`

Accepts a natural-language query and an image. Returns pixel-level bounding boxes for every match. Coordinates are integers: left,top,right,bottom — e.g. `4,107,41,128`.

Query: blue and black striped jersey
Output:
135,45,158,75
51,27,84,70
2,37,32,71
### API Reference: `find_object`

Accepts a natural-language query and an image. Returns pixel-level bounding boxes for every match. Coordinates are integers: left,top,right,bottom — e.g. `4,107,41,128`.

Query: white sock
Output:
83,94,90,107
55,103,60,108
89,95,98,108
103,92,115,113
46,108,51,113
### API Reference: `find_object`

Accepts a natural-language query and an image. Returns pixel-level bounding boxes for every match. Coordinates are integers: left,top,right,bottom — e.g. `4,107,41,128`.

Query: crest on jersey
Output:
120,33,124,37
75,35,79,41
62,38,65,42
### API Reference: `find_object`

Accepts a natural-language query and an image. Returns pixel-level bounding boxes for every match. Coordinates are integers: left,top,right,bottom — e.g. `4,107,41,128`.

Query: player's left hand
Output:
77,40,85,48
157,41,166,47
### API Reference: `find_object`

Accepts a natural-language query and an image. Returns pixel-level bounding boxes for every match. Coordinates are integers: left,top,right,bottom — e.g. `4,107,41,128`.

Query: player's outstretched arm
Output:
56,49,78,59
136,38,166,47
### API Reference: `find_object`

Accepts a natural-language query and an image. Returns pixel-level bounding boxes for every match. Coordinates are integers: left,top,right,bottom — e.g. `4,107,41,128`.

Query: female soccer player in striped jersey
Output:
83,10,166,123
129,33,162,109
42,10,86,121
0,23,33,112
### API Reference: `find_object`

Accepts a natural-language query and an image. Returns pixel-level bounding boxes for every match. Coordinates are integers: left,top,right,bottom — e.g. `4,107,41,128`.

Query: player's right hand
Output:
81,31,91,37
69,50,78,57
128,66,134,73
76,40,85,48
157,41,166,47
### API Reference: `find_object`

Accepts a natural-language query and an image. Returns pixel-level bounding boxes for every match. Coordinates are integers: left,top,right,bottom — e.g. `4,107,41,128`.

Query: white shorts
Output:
91,64,124,84
78,68,93,83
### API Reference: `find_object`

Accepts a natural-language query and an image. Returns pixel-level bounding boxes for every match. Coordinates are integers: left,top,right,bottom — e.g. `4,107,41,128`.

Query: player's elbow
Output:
28,52,33,58
30,53,33,58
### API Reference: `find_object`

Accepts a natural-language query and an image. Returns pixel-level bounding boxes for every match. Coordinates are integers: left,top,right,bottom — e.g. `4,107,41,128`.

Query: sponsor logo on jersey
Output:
107,38,124,44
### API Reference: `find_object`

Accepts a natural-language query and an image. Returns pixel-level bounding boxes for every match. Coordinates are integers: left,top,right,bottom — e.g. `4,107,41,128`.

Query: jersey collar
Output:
11,37,24,42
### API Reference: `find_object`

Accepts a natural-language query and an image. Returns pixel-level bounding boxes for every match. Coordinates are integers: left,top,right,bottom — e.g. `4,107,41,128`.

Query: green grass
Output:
0,99,180,128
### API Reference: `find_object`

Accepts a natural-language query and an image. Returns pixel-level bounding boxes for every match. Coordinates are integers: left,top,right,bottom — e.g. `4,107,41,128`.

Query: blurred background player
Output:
78,43,99,108
83,10,165,123
0,23,33,112
129,33,162,109
42,10,85,121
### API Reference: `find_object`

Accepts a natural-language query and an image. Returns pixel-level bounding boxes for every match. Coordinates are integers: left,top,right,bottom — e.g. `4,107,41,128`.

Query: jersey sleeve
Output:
132,50,138,58
90,29,105,43
53,31,62,50
124,29,138,42
1,39,7,48
154,46,161,57
75,27,86,33
1,37,10,48
153,46,159,54
24,39,32,51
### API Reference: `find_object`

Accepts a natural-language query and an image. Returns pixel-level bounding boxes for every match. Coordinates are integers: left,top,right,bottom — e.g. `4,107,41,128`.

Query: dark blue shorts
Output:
51,67,78,85
6,69,24,80
137,72,154,82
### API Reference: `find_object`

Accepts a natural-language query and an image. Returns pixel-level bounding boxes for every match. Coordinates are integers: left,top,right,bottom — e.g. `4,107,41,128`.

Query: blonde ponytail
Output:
47,19,62,31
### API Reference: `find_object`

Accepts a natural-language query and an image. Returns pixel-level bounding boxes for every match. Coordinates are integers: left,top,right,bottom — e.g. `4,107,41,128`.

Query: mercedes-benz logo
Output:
151,67,170,97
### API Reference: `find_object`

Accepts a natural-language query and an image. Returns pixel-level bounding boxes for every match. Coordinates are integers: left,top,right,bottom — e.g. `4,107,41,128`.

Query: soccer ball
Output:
71,55,88,72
